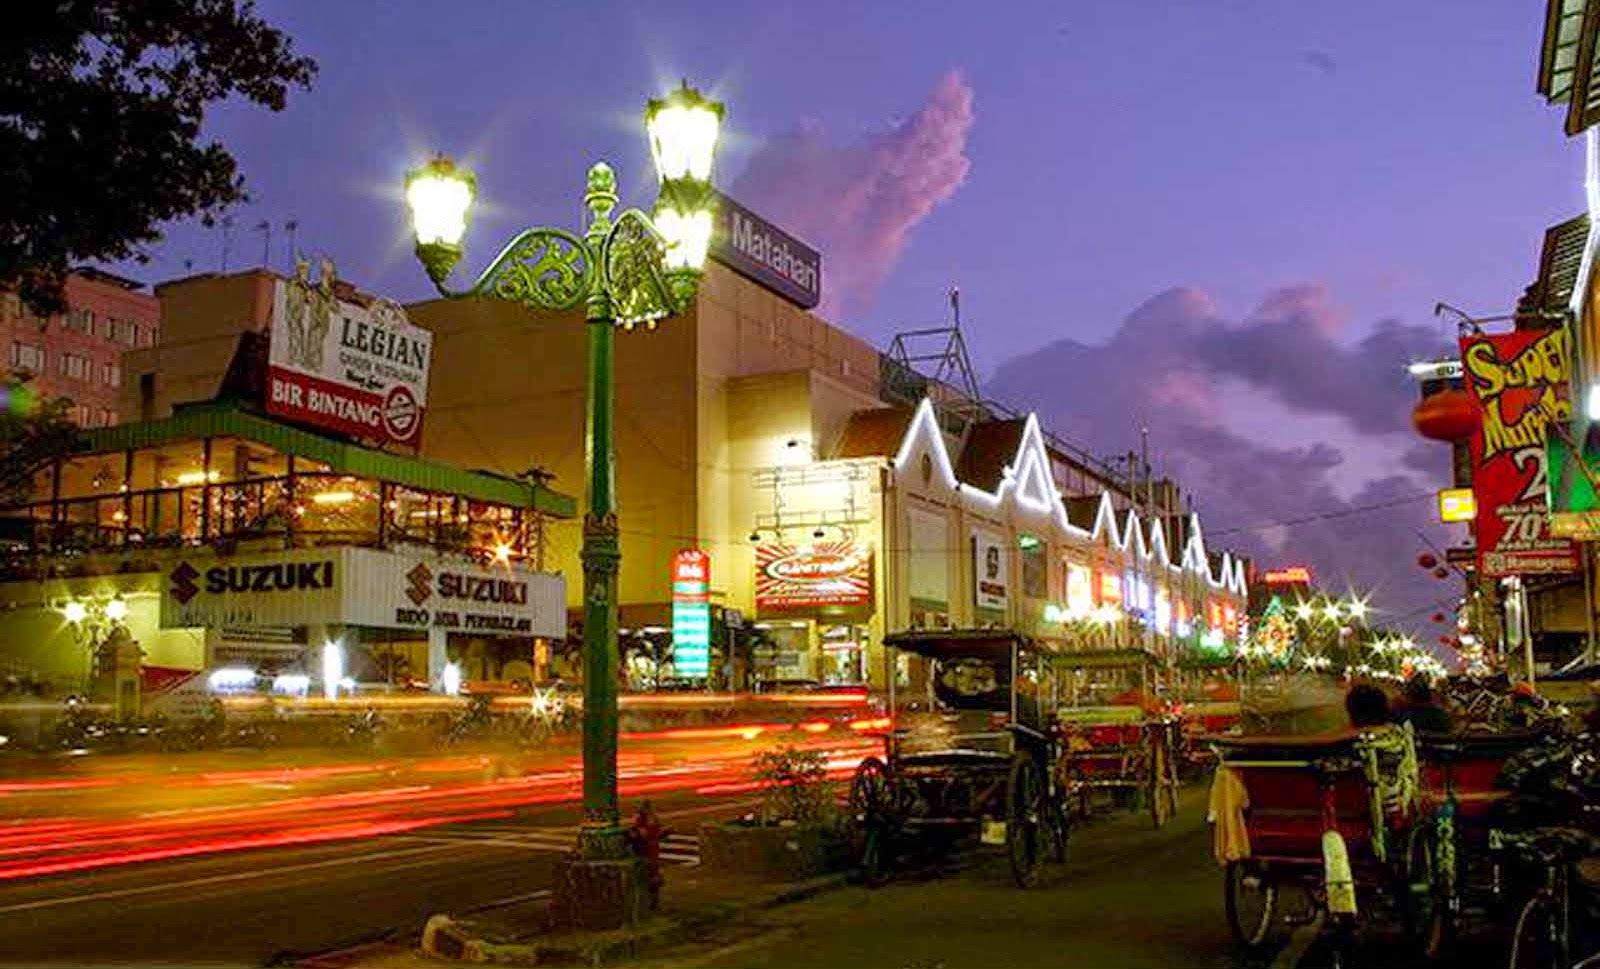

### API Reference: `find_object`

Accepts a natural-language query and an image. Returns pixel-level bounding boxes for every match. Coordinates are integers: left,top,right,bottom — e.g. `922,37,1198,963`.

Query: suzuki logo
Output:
170,562,200,605
406,562,433,606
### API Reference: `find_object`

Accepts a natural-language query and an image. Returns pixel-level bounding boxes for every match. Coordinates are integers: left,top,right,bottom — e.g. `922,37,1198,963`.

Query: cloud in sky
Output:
732,71,975,320
987,284,1458,632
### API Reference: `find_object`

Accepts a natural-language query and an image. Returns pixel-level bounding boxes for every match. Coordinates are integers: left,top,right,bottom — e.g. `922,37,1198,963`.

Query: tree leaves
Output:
0,372,83,508
0,1,317,314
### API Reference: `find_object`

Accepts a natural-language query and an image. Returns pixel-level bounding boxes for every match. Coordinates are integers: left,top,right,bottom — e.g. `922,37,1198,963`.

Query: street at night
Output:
11,2,1600,968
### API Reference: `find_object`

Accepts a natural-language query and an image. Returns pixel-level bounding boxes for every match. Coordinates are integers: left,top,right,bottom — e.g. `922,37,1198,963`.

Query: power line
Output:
1208,492,1435,537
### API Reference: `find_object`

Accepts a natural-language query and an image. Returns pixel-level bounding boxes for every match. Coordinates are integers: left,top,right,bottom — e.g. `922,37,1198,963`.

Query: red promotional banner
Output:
1459,329,1580,576
755,541,873,613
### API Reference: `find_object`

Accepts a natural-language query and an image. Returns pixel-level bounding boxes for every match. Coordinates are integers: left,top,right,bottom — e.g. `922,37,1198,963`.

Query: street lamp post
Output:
404,84,723,898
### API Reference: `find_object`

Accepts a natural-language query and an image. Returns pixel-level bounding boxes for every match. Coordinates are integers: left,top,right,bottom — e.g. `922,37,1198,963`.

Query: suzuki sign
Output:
161,547,563,639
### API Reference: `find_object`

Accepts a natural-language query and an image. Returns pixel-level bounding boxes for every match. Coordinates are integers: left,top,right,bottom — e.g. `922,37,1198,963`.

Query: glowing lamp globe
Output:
646,81,724,276
646,81,724,186
1411,388,1477,443
406,155,476,282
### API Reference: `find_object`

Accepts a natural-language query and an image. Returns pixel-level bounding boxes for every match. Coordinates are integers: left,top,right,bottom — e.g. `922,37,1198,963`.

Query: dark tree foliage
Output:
0,1,317,314
0,373,82,507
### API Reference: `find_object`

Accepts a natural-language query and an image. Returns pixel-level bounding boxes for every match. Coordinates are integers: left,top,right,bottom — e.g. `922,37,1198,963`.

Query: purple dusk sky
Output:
113,1,1587,629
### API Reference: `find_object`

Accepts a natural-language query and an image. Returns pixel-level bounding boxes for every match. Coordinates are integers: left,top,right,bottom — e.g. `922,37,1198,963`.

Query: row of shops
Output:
0,195,1249,704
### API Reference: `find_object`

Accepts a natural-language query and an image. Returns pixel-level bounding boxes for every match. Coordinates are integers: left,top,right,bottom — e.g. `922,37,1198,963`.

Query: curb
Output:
418,871,851,966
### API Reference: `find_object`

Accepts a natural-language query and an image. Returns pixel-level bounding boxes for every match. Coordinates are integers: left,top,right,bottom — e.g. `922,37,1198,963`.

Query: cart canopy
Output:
882,628,1036,663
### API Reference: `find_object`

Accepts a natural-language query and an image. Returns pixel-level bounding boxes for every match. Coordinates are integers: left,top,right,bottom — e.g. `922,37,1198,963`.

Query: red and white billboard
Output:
755,541,873,613
1459,329,1580,576
266,266,432,449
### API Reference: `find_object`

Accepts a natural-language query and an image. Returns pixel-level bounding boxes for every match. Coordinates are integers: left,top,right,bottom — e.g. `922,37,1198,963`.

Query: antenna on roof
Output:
950,285,961,328
284,219,299,273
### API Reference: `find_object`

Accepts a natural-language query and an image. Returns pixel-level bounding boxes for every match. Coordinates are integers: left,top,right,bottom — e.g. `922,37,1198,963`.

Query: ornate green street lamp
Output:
405,83,723,867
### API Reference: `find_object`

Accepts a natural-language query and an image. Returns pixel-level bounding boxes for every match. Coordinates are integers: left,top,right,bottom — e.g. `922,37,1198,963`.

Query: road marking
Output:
392,827,702,865
0,841,469,916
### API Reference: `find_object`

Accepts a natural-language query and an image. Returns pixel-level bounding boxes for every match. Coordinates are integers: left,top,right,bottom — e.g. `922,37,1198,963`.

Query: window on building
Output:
1020,534,1047,599
99,316,116,340
73,404,91,425
60,352,90,380
98,407,115,427
68,308,94,334
139,324,155,347
101,362,120,387
10,342,45,372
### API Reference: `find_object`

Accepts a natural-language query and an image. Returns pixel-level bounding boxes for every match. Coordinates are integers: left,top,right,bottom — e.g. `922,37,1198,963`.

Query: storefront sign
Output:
755,541,873,613
1262,566,1312,586
710,193,821,309
266,264,433,449
1065,563,1093,617
1096,571,1122,605
161,547,563,639
671,549,711,678
1459,329,1580,576
1436,488,1476,523
972,530,1008,612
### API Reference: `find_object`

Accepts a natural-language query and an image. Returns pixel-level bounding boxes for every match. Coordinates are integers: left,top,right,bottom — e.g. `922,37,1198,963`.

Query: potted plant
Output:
698,746,848,880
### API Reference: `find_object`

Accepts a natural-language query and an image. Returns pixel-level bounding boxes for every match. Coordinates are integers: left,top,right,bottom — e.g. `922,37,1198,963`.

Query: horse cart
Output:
1054,647,1183,827
848,629,1070,888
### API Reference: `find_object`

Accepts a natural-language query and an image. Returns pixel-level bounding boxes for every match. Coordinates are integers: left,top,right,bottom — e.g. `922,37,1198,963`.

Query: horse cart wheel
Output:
849,756,895,887
1007,753,1047,888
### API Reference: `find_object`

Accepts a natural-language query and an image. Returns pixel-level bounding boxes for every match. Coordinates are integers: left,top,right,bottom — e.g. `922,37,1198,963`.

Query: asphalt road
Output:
640,786,1248,969
0,787,747,967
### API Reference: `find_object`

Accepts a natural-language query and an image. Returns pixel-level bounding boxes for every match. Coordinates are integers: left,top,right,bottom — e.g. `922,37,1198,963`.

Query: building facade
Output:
2,268,160,427
402,214,1248,689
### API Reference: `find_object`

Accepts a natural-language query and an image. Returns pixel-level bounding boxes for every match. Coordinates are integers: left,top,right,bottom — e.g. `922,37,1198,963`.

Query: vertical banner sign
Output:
1459,330,1580,576
671,549,711,677
267,264,433,450
972,530,1009,612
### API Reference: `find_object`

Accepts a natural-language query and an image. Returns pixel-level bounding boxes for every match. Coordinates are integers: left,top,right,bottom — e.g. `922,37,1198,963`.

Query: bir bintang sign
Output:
266,261,433,449
709,193,821,310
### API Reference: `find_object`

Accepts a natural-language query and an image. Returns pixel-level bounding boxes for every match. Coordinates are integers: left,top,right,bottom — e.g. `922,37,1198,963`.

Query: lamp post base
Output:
549,853,649,931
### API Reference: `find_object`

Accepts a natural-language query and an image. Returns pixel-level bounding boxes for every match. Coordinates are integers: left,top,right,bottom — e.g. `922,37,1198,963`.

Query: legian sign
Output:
1459,329,1580,576
266,260,433,449
671,549,711,678
755,541,873,613
709,193,822,309
160,547,563,639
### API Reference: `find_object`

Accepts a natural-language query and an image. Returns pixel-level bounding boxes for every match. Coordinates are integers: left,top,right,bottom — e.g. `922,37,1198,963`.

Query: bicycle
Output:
1495,827,1600,969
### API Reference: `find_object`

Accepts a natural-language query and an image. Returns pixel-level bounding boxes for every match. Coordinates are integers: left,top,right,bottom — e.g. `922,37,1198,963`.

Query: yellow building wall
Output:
120,270,276,422
0,573,206,687
407,294,700,610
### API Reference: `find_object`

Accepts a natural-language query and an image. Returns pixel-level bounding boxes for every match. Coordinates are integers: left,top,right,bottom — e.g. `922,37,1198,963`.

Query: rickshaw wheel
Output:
849,756,894,888
1007,754,1044,888
1403,825,1450,960
1224,860,1278,950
